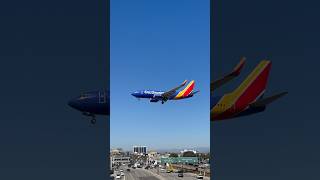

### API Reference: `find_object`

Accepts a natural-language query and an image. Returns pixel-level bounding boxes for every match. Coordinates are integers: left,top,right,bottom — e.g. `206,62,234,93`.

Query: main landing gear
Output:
82,112,96,124
90,116,96,124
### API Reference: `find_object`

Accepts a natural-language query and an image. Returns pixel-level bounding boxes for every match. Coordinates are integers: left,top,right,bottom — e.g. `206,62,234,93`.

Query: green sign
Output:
160,157,198,164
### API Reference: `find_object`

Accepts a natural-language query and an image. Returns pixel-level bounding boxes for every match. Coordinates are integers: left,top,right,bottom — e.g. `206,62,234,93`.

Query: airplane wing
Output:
211,57,246,92
161,80,187,100
250,91,288,107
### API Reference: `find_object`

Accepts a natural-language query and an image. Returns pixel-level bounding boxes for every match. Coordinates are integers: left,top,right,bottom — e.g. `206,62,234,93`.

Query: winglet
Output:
181,80,187,86
211,57,246,92
231,57,246,76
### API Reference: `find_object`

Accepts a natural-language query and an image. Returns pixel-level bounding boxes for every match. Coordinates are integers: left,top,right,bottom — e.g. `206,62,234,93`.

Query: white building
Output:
133,146,147,154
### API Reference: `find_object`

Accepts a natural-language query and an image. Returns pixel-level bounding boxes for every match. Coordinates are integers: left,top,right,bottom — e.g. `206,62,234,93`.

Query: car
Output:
178,172,184,177
120,169,123,172
197,175,204,179
126,168,131,172
115,175,121,179
120,172,124,176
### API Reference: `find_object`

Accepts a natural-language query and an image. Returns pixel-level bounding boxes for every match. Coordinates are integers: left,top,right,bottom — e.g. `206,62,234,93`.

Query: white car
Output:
120,172,124,176
197,175,204,179
115,175,121,179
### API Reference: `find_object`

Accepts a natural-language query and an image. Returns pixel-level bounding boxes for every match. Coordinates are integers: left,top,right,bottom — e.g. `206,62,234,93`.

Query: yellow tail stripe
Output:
175,80,194,99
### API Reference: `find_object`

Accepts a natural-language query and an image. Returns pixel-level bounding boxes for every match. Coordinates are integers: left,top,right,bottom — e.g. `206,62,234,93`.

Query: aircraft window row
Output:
80,93,89,98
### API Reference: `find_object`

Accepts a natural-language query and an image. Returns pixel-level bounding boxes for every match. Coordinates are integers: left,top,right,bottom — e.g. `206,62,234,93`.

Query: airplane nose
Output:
131,92,137,97
68,99,78,109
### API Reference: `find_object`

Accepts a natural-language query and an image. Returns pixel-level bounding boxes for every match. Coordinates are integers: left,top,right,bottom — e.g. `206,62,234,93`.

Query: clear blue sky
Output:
110,0,210,151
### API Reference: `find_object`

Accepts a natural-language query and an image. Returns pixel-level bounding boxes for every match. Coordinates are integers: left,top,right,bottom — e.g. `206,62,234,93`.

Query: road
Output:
125,168,160,180
112,166,161,180
113,166,210,180
149,168,210,180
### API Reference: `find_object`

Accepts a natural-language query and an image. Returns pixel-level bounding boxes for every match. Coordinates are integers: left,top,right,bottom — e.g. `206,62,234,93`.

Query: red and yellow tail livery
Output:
211,58,287,121
174,80,195,99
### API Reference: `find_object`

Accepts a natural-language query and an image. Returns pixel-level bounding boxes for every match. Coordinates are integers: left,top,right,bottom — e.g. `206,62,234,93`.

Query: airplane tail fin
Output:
176,80,195,98
230,60,272,107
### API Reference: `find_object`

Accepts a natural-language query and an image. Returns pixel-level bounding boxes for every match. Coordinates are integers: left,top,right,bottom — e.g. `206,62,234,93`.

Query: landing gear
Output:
90,117,96,124
161,101,164,104
82,112,96,125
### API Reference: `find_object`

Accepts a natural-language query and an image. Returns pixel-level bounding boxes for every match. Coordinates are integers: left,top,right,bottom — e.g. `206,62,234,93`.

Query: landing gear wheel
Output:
90,118,96,124
161,101,164,104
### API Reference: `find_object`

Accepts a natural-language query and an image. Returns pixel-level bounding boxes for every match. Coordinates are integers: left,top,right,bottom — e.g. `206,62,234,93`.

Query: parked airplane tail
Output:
175,80,195,99
231,60,272,108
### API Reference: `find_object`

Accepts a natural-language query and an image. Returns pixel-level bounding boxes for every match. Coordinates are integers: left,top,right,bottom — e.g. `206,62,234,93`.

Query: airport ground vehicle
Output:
178,172,184,177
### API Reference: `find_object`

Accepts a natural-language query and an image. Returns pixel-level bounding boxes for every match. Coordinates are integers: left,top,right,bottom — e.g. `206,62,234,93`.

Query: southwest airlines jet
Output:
131,80,199,104
211,58,287,121
68,90,109,124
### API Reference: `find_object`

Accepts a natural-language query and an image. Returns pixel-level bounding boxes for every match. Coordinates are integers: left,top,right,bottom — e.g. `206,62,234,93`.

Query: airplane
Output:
68,90,109,124
211,57,287,121
131,80,199,104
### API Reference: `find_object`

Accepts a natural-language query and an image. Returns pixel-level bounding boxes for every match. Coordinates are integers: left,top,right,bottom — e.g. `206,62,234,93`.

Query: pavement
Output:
125,168,160,180
112,166,210,180
112,166,161,180
148,168,210,180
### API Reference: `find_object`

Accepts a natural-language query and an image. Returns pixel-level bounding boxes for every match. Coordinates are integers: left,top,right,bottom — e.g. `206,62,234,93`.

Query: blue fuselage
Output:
131,90,193,100
68,90,110,115
132,90,166,99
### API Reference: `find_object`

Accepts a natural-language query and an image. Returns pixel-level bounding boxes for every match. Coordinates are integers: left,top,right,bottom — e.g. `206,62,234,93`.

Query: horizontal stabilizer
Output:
250,92,288,107
189,90,200,96
211,57,246,92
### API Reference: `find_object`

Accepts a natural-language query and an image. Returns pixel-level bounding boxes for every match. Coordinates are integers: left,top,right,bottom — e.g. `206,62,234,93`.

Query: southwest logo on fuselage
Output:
131,80,199,104
211,57,287,121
